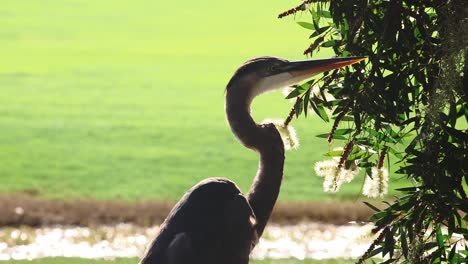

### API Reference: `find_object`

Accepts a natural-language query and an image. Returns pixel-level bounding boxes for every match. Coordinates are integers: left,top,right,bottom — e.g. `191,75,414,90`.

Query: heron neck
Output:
225,88,285,238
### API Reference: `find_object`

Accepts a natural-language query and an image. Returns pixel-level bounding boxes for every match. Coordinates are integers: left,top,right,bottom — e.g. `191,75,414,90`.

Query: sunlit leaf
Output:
322,40,336,47
286,84,310,99
363,201,381,212
323,150,343,157
297,21,315,30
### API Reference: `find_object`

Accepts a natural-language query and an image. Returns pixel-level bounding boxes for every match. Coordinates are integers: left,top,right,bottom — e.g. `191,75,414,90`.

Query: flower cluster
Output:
314,157,360,192
314,148,389,198
362,167,389,198
262,118,299,150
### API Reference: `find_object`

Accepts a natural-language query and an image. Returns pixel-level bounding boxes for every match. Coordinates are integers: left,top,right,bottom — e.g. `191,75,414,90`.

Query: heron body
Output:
141,178,256,264
140,56,364,264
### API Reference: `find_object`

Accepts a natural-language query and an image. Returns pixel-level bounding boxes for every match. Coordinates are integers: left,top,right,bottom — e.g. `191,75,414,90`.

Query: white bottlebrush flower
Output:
315,157,360,193
363,167,389,198
314,158,341,193
323,168,342,193
261,118,299,150
314,159,339,177
339,163,360,183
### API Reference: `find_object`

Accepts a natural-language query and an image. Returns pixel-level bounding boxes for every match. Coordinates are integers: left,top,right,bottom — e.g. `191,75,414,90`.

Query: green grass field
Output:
0,258,353,264
0,0,407,202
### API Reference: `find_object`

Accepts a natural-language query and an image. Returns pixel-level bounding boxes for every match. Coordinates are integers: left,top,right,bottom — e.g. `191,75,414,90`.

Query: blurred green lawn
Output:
0,258,353,264
0,0,407,202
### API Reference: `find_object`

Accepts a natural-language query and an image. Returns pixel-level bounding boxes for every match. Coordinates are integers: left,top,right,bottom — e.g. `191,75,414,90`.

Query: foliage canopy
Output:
280,0,467,263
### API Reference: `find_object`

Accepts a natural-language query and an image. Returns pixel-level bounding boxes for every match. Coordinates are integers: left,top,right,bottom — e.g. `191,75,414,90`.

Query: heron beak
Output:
251,56,366,98
285,56,366,80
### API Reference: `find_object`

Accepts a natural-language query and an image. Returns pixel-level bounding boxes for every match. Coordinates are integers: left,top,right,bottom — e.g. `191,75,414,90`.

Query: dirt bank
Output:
0,193,375,227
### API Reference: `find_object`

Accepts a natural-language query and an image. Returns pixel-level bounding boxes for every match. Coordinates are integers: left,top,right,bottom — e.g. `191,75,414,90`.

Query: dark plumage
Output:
140,178,257,264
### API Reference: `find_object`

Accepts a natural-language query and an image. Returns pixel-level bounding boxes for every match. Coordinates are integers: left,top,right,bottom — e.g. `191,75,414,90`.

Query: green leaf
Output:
317,128,352,141
400,227,409,258
338,116,354,121
394,187,418,193
323,150,343,157
370,211,387,220
317,10,331,18
316,133,347,140
313,18,320,32
375,212,398,228
322,40,336,47
448,214,455,237
383,230,395,258
354,112,361,131
310,100,329,122
297,21,315,30
448,244,457,263
286,84,309,99
347,150,369,160
453,228,468,237
363,201,381,212
364,127,396,144
294,98,304,117
368,246,384,258
358,161,375,168
436,224,444,249
307,36,325,54
316,105,329,122
309,30,321,38
394,197,413,211
317,25,330,34
309,9,317,20
388,147,403,159
303,88,311,117
334,128,353,136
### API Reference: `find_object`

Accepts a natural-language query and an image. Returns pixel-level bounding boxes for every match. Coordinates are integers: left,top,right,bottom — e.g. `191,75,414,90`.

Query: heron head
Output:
226,56,365,101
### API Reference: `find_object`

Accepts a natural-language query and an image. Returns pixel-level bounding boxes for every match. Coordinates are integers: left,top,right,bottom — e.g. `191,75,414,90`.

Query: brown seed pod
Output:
377,148,387,169
278,0,331,19
328,111,347,143
338,141,354,169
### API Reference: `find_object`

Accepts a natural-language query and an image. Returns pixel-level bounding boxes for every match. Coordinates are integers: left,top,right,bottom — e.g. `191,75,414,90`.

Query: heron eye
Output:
269,65,278,72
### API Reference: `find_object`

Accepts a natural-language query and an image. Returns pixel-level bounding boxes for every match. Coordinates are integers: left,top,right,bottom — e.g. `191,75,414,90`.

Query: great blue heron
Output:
140,56,365,264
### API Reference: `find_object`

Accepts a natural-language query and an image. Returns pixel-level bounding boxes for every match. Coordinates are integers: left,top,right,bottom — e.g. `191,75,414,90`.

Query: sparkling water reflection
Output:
0,222,375,261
